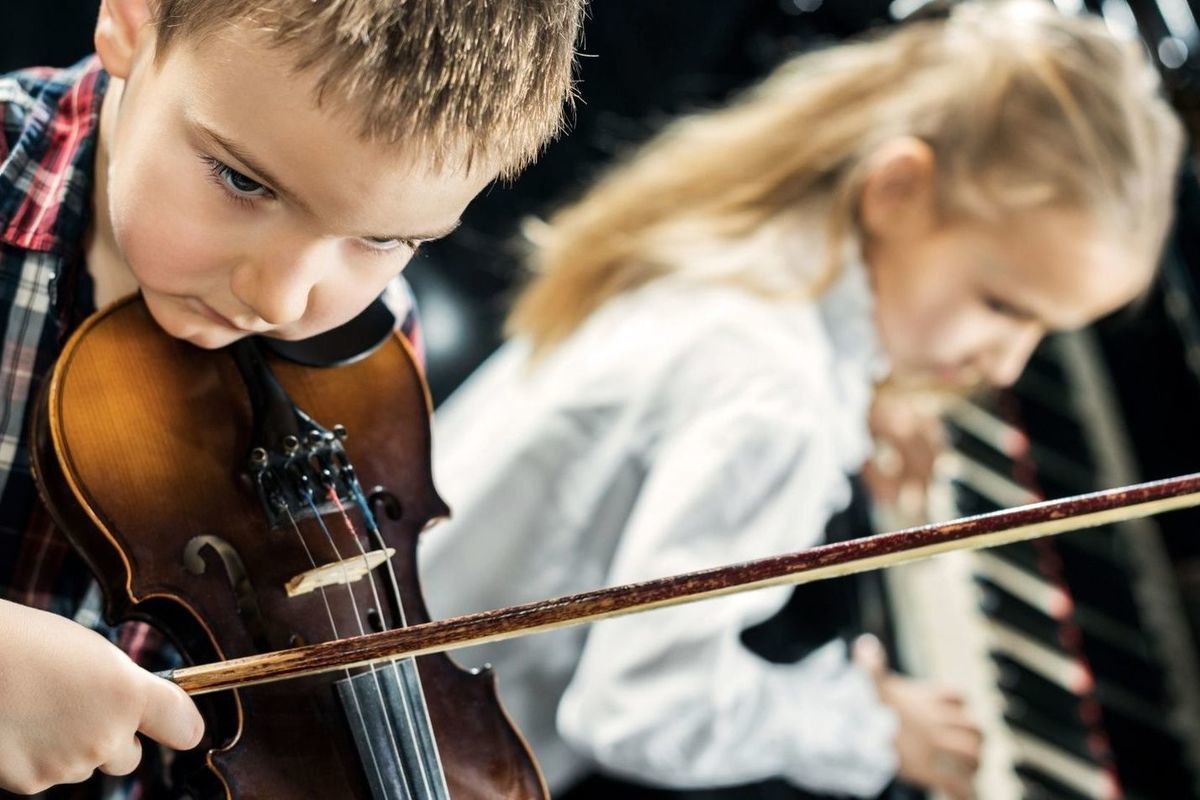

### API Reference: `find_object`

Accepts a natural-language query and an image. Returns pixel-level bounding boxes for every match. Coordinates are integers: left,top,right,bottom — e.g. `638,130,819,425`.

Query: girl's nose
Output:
983,326,1042,388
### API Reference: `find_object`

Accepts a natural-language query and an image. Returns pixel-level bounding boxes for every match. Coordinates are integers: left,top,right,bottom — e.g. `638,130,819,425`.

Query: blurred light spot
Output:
419,285,468,362
781,0,822,15
1159,35,1190,69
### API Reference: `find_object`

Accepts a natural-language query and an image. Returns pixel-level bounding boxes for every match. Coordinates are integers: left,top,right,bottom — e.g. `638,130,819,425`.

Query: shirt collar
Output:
0,57,108,255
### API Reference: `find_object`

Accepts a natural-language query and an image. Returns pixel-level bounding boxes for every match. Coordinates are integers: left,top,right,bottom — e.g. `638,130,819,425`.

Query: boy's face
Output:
866,207,1149,389
98,22,496,349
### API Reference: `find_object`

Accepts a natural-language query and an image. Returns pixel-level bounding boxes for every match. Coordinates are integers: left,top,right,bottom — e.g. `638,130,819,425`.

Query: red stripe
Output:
4,62,102,250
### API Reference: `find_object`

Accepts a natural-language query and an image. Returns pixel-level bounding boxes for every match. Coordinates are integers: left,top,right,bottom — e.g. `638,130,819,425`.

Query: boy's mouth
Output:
189,298,261,334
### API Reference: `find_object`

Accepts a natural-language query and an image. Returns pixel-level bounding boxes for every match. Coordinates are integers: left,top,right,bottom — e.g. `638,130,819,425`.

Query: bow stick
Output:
159,472,1200,695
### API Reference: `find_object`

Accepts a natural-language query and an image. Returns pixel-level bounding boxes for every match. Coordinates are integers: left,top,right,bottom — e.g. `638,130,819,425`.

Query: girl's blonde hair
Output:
509,0,1184,352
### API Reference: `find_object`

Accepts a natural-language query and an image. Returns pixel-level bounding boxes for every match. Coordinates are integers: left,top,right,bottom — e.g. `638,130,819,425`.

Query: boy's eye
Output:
224,168,266,195
203,156,271,199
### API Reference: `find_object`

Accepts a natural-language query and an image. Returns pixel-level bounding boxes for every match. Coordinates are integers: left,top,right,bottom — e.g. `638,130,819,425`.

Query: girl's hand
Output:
0,600,204,795
854,635,982,800
863,391,947,520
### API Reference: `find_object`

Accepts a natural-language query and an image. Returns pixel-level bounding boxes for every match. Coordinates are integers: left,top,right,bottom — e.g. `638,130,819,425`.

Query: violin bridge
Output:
285,548,396,597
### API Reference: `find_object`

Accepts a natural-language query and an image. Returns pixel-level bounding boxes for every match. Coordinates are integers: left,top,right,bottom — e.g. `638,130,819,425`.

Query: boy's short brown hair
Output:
153,0,584,177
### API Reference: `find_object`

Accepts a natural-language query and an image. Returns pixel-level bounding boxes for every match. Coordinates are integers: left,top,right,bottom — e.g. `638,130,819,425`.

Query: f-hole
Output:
184,535,272,652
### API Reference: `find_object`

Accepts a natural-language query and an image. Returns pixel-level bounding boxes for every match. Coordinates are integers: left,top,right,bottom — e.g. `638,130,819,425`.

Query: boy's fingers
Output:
138,676,205,751
99,736,143,777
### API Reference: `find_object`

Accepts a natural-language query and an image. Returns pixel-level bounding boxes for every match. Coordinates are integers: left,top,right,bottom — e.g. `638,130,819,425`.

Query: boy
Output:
0,0,583,795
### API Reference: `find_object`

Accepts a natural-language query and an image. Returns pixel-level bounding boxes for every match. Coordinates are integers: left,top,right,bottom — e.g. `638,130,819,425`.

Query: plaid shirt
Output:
1,58,422,799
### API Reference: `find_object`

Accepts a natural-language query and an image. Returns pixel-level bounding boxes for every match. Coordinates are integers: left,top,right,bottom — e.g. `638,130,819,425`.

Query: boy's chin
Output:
138,294,247,349
146,307,247,349
181,328,251,350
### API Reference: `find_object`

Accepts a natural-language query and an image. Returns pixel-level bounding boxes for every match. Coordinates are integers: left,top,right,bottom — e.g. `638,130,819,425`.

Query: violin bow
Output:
158,471,1200,695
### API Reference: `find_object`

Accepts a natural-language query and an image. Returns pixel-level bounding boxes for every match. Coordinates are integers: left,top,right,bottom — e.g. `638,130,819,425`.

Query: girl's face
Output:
867,209,1148,388
859,142,1152,388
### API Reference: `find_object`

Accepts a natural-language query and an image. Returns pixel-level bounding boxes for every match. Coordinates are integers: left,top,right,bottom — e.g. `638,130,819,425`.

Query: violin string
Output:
346,483,448,789
330,487,447,799
283,506,391,800
309,491,436,796
283,506,395,800
295,496,412,796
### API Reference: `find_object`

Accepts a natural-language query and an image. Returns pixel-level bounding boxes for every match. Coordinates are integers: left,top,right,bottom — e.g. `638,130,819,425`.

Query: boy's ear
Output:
95,0,154,79
858,137,938,242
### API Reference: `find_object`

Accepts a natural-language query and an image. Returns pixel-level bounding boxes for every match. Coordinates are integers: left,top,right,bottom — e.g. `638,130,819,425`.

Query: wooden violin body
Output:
30,296,545,799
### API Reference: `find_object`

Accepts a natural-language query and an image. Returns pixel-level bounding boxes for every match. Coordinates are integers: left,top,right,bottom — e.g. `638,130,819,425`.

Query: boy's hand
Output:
854,635,981,800
0,600,204,795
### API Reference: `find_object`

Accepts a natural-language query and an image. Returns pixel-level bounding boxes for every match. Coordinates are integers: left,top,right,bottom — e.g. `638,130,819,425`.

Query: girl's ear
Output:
858,137,938,242
95,0,154,80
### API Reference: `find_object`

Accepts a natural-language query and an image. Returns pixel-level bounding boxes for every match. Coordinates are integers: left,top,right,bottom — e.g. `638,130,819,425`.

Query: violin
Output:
30,295,545,799
31,295,1200,797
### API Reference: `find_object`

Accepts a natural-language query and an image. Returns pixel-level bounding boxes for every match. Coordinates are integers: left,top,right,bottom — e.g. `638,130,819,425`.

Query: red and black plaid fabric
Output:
1,57,424,799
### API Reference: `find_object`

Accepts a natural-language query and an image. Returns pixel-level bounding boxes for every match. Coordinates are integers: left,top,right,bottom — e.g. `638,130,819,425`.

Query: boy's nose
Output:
233,244,331,327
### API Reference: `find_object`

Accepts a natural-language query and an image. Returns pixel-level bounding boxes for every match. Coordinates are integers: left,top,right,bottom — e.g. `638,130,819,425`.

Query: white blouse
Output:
417,255,899,796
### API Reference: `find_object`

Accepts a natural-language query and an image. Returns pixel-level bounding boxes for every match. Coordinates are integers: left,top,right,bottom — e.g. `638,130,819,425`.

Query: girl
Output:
418,2,1184,798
